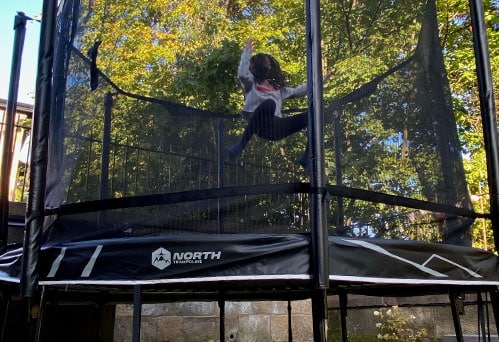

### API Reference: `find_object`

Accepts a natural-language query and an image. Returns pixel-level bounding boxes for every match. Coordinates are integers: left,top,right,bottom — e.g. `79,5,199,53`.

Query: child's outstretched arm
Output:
323,70,334,83
282,70,334,100
238,39,255,93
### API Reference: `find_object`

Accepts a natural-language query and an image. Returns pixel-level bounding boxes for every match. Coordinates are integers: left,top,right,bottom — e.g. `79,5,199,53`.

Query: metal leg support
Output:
312,289,328,342
489,288,499,337
132,285,142,342
449,290,464,342
218,297,225,342
339,291,347,342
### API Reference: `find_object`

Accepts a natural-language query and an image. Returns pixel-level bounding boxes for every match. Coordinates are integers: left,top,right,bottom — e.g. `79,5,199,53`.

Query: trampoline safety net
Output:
43,0,478,247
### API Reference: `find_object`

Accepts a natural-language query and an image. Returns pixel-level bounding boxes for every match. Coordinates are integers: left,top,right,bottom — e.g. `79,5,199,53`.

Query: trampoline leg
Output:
477,292,487,341
449,291,464,342
132,285,142,342
26,298,37,342
20,285,45,342
288,300,293,342
311,289,328,342
218,297,225,342
0,291,9,342
339,291,348,342
489,289,499,337
96,303,107,342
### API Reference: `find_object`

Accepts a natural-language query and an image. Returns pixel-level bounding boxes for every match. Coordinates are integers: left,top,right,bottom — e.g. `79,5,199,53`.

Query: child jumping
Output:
229,39,333,167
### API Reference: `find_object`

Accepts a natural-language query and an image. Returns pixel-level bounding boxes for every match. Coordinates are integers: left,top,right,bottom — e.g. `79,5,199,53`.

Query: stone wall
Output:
114,300,314,342
114,294,497,341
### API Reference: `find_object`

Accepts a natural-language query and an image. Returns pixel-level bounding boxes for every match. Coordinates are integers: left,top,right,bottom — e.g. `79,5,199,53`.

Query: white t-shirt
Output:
238,47,307,118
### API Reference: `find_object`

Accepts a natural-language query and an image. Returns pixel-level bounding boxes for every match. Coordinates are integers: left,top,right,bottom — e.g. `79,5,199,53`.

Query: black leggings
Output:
240,99,307,144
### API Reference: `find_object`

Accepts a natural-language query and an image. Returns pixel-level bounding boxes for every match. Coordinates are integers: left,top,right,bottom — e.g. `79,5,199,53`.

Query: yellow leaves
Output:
80,0,308,97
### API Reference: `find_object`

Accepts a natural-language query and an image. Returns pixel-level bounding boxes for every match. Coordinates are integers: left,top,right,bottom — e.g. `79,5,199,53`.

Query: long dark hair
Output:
249,53,288,89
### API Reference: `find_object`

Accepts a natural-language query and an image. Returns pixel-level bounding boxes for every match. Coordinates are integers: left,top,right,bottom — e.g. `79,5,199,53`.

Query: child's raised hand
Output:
245,39,254,52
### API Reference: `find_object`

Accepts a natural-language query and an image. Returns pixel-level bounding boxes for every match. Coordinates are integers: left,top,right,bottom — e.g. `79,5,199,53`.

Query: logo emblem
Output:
151,247,171,270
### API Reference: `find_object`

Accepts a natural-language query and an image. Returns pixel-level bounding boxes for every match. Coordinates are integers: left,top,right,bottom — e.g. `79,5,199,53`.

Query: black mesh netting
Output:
42,0,477,245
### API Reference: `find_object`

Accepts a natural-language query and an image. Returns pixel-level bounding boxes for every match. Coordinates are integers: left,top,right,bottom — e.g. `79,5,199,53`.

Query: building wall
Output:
0,98,32,202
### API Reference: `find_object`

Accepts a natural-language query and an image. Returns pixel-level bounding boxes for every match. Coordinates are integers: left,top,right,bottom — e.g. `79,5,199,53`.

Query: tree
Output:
437,0,499,250
50,0,498,247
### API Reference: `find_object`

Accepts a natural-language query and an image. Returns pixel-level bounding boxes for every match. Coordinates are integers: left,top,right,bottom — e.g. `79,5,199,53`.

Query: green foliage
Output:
437,0,499,251
374,306,430,341
173,39,242,113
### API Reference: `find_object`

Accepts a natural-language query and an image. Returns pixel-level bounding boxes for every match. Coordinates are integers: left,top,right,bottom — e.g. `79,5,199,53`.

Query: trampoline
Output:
0,0,497,341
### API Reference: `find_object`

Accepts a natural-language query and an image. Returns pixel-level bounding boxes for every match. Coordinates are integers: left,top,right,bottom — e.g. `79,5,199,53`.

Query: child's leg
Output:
230,102,309,159
269,112,310,168
275,113,309,169
228,125,254,158
298,145,309,169
229,100,276,158
268,112,308,140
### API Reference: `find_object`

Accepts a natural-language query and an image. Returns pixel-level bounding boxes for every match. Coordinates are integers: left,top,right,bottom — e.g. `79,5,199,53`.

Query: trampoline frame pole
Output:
218,296,225,342
489,289,499,335
132,285,142,342
21,0,57,297
449,291,464,342
468,0,499,249
306,0,329,340
339,291,348,342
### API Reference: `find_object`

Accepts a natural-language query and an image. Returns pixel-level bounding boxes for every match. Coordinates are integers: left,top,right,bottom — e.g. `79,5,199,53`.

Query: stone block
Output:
225,301,253,315
270,315,288,342
155,316,184,341
115,304,133,317
182,316,219,341
292,315,313,342
291,300,312,315
236,314,271,341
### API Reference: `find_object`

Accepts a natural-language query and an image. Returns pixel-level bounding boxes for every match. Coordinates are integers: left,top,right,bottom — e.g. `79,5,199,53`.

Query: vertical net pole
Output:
21,0,57,297
305,0,329,340
100,93,113,201
306,0,329,291
0,12,27,251
468,0,499,249
98,93,113,228
334,112,344,235
217,118,225,234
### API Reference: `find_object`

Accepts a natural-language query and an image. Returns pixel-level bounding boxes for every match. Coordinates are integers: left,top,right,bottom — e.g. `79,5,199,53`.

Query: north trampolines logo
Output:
151,247,222,270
